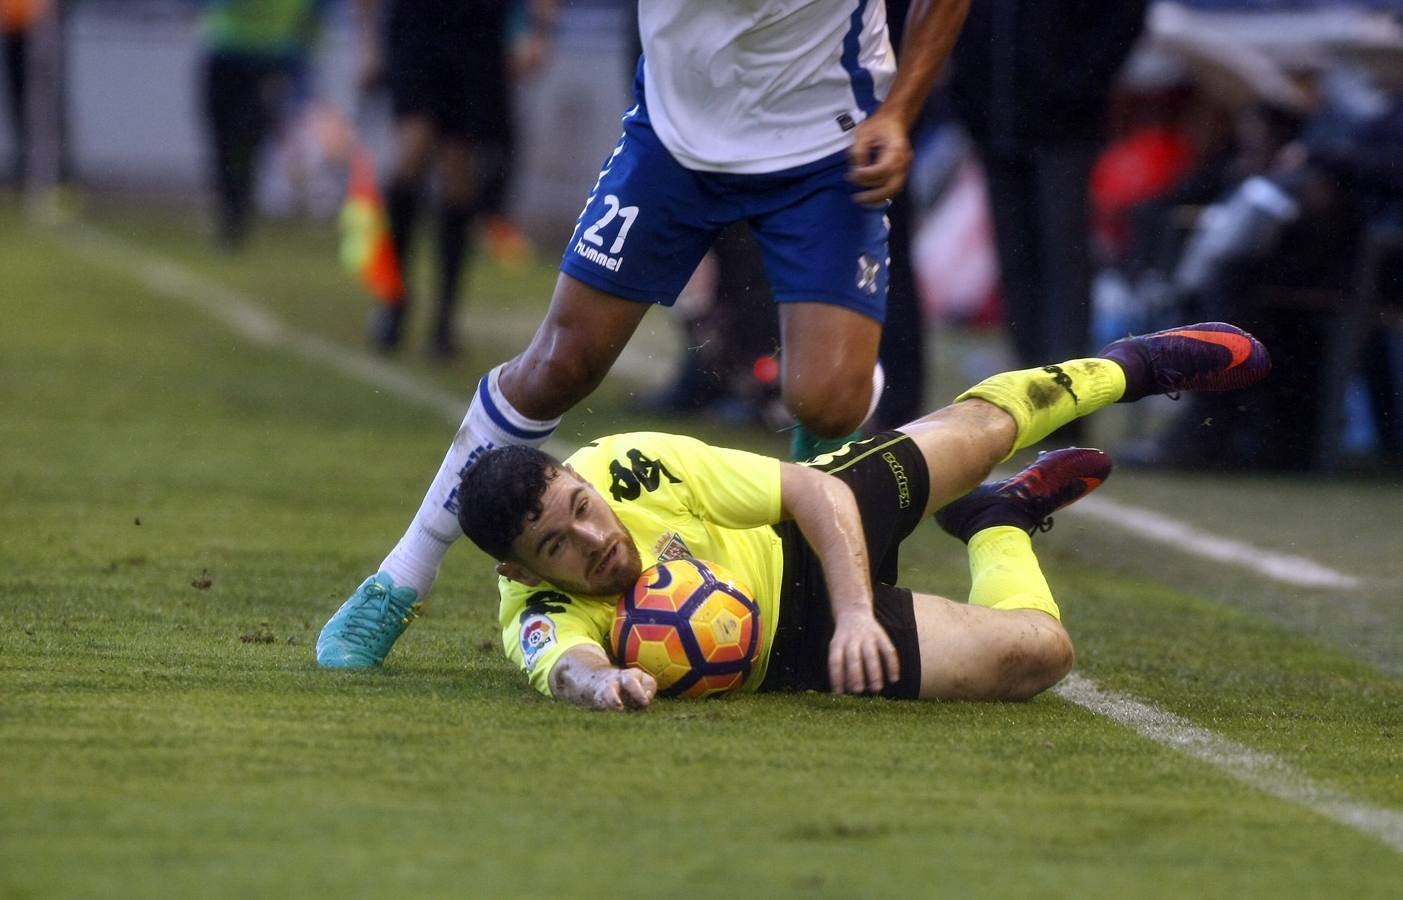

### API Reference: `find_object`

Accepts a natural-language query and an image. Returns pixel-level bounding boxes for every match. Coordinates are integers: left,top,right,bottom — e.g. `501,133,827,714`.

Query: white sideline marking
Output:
63,223,470,421
1073,495,1361,590
1056,674,1403,854
59,223,1399,852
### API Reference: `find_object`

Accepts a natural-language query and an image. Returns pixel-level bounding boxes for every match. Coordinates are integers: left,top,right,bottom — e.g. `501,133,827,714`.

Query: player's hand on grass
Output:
553,645,657,711
591,666,657,711
847,111,913,205
828,613,899,695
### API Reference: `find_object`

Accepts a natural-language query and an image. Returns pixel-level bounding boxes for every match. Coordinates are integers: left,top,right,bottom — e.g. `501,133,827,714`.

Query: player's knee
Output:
783,368,871,436
1008,621,1075,701
1044,626,1076,683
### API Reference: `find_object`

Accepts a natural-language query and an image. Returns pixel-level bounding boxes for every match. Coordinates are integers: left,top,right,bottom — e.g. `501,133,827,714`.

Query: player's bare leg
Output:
897,399,1017,515
912,595,1074,701
498,274,652,419
910,448,1113,700
779,302,883,459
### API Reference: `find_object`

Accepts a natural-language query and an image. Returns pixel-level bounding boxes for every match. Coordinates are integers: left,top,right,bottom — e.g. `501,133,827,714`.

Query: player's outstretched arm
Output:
848,0,970,203
549,644,657,711
779,464,899,694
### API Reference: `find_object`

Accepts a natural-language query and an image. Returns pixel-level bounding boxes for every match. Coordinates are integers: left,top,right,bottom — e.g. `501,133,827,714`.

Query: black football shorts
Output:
759,431,930,699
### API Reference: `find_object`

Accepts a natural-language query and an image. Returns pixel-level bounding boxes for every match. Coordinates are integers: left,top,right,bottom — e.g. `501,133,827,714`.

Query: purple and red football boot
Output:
1098,322,1271,402
936,448,1114,542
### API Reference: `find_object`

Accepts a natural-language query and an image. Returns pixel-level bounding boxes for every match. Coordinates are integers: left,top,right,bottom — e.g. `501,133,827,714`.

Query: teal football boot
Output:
316,572,421,668
789,423,862,462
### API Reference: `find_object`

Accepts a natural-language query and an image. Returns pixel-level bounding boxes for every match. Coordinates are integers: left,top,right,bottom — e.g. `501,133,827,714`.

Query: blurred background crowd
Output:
4,0,1401,473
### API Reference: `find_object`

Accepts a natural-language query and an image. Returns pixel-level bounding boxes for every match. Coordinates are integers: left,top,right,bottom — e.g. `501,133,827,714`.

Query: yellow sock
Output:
956,358,1126,460
967,526,1060,620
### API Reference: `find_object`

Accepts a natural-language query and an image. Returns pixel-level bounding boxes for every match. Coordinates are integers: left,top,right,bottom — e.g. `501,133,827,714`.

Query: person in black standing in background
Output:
949,0,1146,436
360,0,554,359
201,0,324,250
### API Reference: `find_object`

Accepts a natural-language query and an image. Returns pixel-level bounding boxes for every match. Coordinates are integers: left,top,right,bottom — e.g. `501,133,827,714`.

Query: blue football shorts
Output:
558,104,891,324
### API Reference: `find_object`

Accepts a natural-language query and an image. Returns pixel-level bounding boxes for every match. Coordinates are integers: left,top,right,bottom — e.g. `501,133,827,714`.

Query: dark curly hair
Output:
457,445,562,561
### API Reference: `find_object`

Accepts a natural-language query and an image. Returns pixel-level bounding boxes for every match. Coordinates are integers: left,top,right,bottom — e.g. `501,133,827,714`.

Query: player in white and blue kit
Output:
317,0,973,669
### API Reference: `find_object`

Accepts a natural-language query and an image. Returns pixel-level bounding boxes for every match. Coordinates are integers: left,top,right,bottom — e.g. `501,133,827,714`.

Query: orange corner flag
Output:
339,147,403,306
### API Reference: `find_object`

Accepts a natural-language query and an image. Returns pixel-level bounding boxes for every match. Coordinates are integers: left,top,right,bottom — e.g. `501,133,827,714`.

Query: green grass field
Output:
2,202,1401,898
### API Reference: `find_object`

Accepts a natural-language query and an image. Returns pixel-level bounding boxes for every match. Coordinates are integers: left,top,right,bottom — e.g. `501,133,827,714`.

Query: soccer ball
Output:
610,558,761,699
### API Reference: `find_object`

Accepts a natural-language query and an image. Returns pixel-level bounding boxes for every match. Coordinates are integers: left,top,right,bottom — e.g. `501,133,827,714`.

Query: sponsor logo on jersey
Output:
519,613,556,671
652,531,693,563
836,112,857,132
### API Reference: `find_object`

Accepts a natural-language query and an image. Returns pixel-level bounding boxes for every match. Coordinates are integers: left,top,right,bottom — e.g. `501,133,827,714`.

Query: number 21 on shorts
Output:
581,194,639,254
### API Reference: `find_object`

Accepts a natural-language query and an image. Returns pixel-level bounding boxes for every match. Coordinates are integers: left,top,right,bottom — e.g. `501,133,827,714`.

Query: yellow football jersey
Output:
498,432,785,696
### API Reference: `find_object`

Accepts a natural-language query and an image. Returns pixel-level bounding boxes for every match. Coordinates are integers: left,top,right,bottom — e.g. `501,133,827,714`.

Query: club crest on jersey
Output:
519,613,556,671
652,531,693,563
856,255,881,294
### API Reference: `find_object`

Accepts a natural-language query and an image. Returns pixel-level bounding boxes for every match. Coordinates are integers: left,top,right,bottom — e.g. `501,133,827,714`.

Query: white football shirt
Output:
638,0,896,174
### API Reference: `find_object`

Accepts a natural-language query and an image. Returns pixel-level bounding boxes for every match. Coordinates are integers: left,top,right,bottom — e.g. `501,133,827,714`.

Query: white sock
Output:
378,365,560,595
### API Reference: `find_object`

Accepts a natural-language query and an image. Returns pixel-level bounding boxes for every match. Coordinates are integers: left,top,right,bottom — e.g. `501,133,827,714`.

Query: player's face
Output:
507,467,643,596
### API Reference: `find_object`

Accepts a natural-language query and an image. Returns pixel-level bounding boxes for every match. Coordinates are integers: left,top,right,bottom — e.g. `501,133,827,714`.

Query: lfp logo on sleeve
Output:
519,614,556,671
